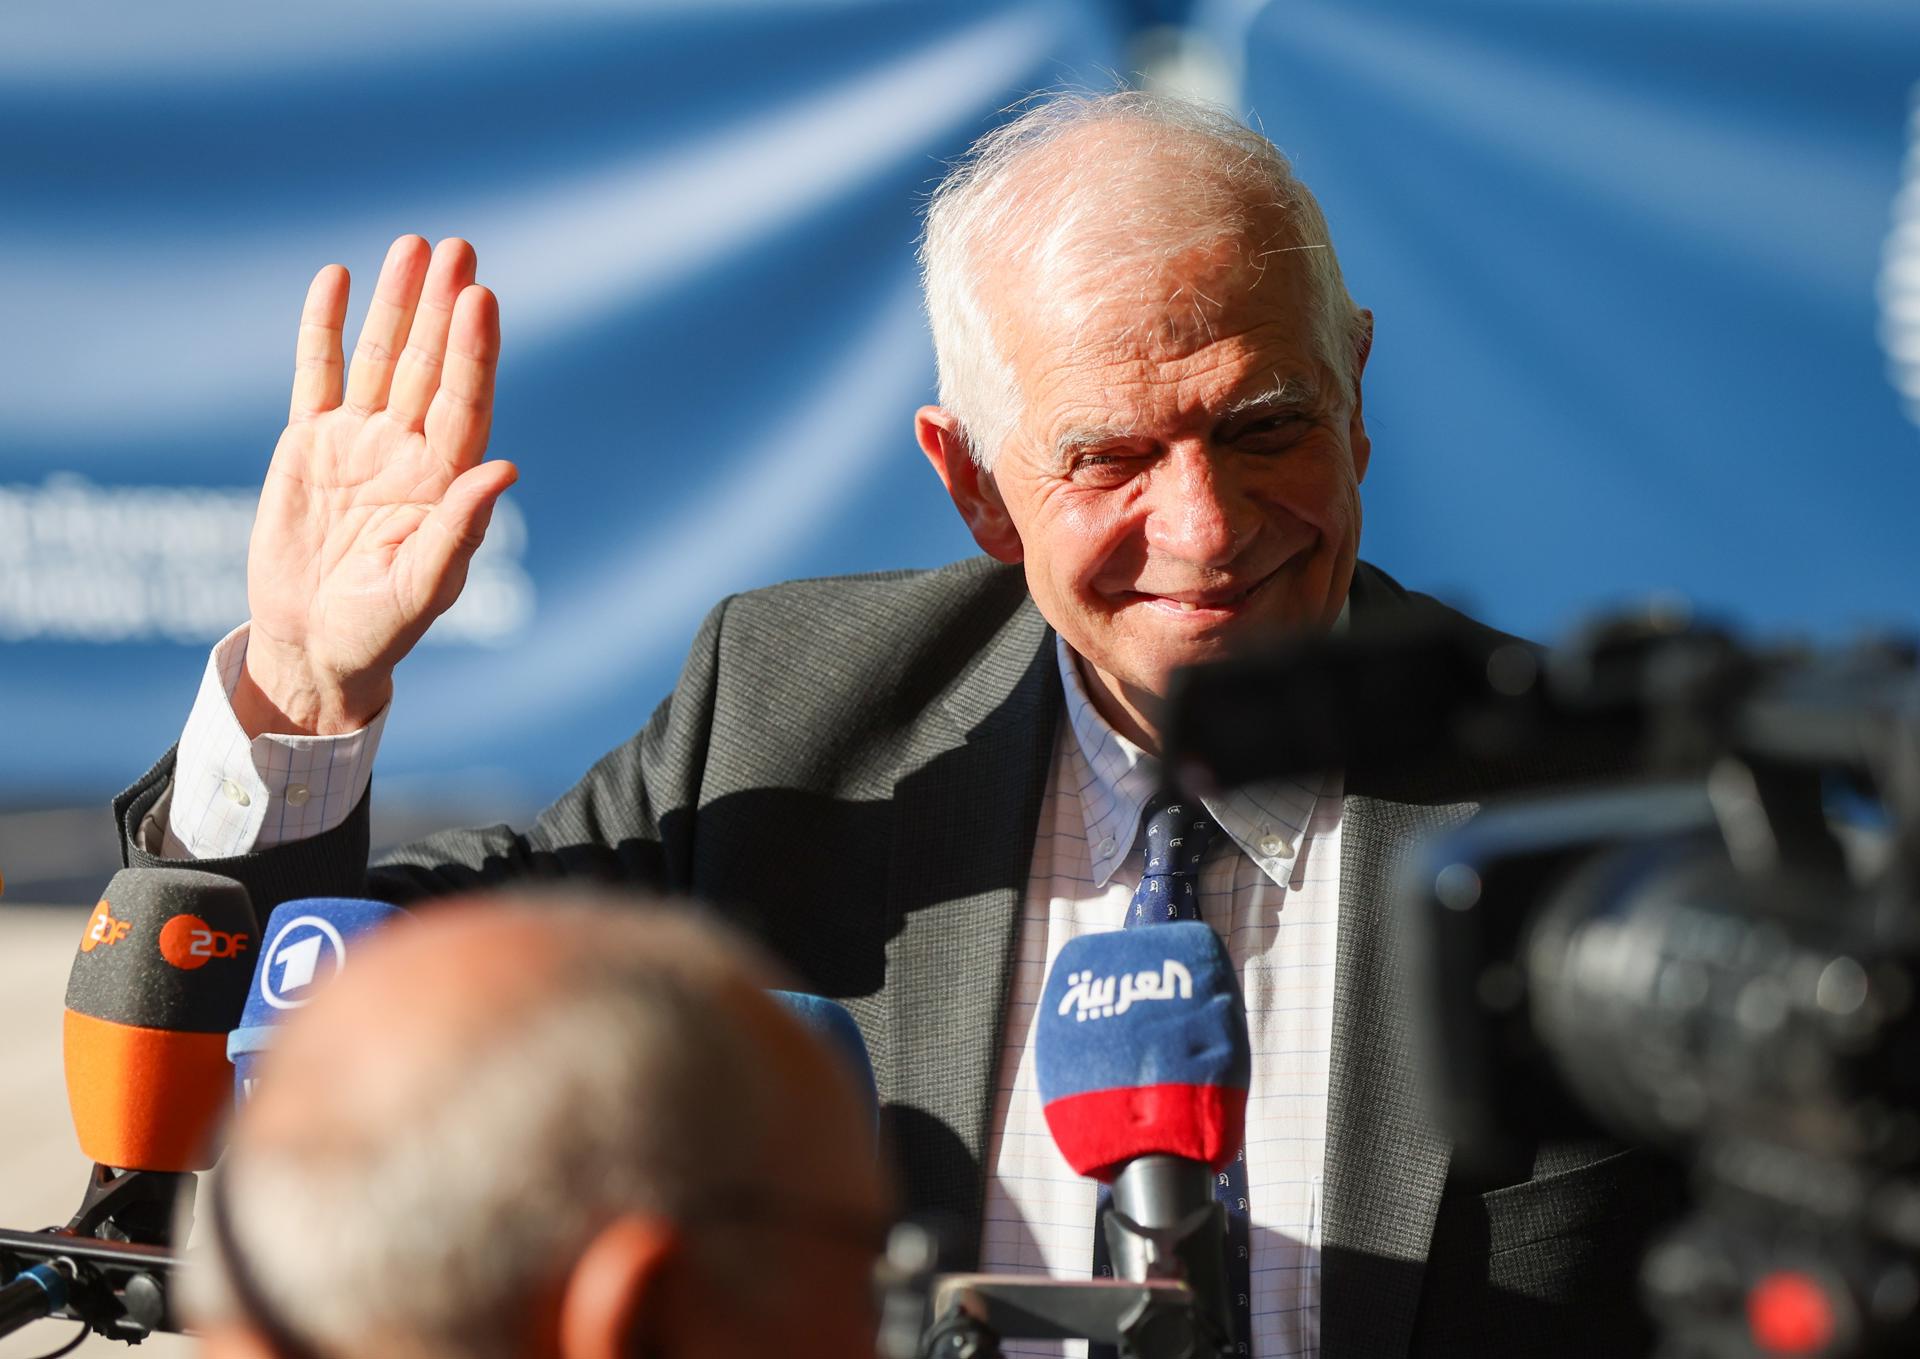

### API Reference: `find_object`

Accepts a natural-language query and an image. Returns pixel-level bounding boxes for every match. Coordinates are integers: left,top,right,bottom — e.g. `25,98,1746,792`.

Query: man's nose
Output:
1142,448,1254,568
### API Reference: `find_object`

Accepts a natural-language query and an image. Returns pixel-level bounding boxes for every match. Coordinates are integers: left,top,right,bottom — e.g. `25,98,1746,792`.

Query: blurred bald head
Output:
191,897,888,1359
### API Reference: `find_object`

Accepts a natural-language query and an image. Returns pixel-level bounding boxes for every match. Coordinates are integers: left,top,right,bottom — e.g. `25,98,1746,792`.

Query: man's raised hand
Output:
234,235,517,737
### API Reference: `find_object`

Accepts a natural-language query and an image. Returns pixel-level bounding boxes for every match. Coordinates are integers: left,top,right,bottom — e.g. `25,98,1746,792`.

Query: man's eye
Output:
1238,413,1311,440
1073,453,1135,478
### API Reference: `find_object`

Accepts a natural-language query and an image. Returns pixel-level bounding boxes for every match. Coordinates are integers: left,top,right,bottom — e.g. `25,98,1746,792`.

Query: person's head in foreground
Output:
184,898,892,1359
917,91,1372,747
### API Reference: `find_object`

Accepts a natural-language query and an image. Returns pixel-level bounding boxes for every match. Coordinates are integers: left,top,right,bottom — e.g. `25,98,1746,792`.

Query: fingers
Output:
288,264,349,420
423,284,501,472
343,235,431,415
386,237,478,432
413,459,521,609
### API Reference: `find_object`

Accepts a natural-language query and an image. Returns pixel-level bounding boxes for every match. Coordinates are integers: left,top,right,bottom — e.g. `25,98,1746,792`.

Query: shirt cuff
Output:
161,624,388,859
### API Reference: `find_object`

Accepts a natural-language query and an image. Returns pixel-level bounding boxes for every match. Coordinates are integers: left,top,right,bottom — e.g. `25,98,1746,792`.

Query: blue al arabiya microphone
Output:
1036,922,1250,1357
770,992,879,1137
1037,924,1250,1179
228,898,409,1104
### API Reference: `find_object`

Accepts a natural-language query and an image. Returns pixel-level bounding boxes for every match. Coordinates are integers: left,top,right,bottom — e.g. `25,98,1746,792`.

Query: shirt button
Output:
285,784,311,807
222,780,251,808
1259,832,1292,858
1096,836,1116,859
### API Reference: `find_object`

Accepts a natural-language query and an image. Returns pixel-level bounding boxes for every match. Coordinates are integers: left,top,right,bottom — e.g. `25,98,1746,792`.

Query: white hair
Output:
919,90,1369,469
183,905,794,1359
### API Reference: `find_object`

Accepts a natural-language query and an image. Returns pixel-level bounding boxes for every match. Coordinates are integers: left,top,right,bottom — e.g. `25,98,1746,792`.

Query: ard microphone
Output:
1037,923,1249,1350
229,898,409,1104
770,992,880,1135
62,868,259,1172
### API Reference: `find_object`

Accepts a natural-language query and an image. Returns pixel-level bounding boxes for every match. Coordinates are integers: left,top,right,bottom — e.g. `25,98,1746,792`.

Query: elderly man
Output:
119,93,1679,1356
185,899,890,1359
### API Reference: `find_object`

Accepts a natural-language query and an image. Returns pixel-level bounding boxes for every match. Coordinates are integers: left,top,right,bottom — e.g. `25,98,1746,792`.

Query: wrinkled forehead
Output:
980,224,1318,388
987,233,1326,414
1065,237,1308,350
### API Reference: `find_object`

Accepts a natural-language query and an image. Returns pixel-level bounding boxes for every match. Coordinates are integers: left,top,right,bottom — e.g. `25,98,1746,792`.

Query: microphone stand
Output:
887,1163,1237,1359
920,1275,1217,1359
0,1166,190,1344
1103,1157,1236,1357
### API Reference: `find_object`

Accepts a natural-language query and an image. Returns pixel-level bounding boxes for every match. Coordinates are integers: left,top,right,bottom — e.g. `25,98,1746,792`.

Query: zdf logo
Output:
80,900,132,952
158,914,252,970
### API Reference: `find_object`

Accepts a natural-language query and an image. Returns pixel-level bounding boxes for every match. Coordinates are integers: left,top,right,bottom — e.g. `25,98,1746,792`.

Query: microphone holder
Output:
0,1166,190,1344
1105,1156,1235,1354
68,1164,194,1245
920,1275,1219,1359
898,1160,1237,1359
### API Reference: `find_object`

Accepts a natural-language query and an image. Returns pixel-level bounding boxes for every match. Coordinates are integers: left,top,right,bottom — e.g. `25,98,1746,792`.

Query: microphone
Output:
63,868,259,1174
0,868,257,1346
770,991,880,1134
1037,923,1251,1180
1036,923,1250,1349
229,898,409,1105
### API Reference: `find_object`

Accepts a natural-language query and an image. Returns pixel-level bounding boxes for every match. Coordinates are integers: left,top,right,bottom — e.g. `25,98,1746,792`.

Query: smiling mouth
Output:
1135,566,1282,614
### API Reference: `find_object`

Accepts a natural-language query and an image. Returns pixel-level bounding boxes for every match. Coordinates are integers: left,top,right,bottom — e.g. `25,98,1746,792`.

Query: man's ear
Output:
557,1216,680,1359
915,406,1023,564
1348,310,1374,484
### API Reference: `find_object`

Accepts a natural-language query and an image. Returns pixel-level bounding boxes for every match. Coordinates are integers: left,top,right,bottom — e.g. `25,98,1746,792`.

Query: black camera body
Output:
1416,782,1920,1356
1169,609,1920,1357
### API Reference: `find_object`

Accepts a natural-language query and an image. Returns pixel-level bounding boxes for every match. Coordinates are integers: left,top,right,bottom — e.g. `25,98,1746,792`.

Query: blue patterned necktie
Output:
1090,797,1253,1359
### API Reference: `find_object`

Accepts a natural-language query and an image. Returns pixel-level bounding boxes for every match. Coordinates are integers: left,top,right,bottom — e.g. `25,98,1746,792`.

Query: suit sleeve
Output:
113,596,732,914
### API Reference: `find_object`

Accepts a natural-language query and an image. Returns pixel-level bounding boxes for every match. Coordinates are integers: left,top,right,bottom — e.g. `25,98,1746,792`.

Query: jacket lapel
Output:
1320,791,1478,1358
882,597,1059,1264
1317,562,1486,1357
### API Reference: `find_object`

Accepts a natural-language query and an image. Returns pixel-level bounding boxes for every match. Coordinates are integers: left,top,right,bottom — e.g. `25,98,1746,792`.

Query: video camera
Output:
1166,607,1920,1358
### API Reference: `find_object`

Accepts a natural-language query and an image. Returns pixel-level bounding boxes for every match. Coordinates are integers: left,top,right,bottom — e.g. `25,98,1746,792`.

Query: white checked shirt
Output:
159,624,1342,1359
156,626,385,859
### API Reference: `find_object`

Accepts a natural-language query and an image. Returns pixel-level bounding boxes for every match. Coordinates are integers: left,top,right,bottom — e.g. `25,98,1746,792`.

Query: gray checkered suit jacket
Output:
116,556,1683,1357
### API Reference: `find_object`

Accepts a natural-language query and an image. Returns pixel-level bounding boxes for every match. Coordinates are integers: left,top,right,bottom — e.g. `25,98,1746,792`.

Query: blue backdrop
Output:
0,0,1129,807
1210,0,1920,640
3,0,1917,810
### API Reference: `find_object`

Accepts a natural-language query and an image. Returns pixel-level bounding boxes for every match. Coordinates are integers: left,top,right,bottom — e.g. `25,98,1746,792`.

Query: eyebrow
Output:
1217,372,1322,425
1048,372,1323,469
1051,421,1141,469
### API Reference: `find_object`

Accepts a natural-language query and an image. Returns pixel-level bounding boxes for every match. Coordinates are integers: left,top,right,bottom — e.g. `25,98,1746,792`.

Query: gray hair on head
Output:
918,89,1369,470
182,901,796,1359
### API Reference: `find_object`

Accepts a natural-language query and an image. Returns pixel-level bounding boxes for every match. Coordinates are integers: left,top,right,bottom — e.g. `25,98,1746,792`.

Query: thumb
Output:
414,458,520,609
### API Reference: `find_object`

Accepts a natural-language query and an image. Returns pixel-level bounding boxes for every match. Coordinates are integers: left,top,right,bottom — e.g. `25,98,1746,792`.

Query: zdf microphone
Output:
62,868,259,1172
229,898,409,1105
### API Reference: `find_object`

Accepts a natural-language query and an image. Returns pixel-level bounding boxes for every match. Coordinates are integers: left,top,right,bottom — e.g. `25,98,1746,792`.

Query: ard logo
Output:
259,915,349,1009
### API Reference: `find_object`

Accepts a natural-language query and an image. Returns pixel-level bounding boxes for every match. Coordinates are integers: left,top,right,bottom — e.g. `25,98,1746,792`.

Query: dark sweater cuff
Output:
114,746,374,912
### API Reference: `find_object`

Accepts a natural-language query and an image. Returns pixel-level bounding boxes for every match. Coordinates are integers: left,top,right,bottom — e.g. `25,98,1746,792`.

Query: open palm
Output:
242,236,517,735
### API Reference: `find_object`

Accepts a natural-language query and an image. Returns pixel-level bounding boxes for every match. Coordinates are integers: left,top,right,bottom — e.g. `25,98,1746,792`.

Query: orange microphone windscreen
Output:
62,868,258,1171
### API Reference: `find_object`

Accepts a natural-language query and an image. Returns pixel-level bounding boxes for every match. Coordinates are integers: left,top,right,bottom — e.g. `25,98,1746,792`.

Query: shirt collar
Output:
1055,634,1330,890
